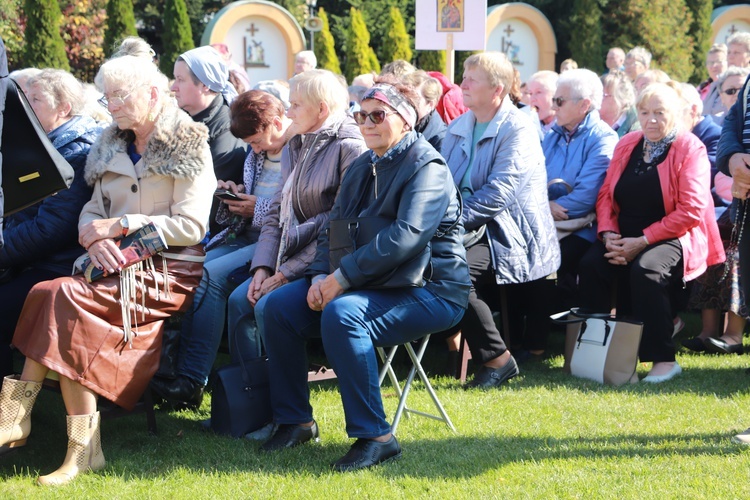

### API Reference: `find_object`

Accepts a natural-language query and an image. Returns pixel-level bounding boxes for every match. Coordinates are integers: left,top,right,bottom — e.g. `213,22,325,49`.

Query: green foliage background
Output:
1,0,743,84
23,0,70,70
313,8,341,74
159,0,194,78
103,0,137,58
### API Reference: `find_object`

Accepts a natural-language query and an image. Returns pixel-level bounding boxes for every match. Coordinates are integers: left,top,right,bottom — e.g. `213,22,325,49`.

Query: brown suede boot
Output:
0,375,42,455
37,412,106,486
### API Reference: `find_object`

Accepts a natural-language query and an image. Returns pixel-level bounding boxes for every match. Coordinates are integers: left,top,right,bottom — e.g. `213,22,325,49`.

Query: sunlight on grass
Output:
2,323,750,498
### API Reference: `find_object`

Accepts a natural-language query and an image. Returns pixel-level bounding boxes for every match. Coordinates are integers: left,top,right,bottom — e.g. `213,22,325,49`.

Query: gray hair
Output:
601,71,636,112
626,46,652,68
289,69,348,115
253,79,290,109
9,67,42,93
296,50,317,69
26,69,86,117
95,55,170,99
679,82,703,115
557,68,603,111
528,70,558,92
111,36,156,61
718,66,750,91
727,32,750,54
708,43,727,56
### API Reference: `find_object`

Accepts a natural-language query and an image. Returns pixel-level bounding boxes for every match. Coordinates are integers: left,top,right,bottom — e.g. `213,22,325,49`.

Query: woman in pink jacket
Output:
578,83,725,383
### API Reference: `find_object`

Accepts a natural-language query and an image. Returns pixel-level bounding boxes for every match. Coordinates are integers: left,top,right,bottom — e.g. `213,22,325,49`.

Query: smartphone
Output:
214,189,241,201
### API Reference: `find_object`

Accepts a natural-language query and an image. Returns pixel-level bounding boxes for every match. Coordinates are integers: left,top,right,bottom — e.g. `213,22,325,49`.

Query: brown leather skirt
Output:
12,246,204,410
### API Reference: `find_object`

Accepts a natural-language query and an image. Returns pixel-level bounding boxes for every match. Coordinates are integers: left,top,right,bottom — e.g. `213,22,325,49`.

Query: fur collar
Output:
84,103,210,186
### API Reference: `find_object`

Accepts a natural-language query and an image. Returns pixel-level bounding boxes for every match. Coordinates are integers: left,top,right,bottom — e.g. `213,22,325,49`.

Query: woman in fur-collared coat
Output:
0,55,216,486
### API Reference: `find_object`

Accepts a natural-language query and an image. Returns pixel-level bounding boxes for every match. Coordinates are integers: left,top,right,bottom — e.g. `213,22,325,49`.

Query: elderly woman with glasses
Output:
0,55,216,485
0,69,102,377
600,71,640,138
531,69,618,355
713,66,750,127
258,77,469,471
700,44,728,116
578,83,724,383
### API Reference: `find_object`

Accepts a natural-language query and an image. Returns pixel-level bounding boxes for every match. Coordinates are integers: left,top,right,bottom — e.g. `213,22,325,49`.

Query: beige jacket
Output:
79,104,216,246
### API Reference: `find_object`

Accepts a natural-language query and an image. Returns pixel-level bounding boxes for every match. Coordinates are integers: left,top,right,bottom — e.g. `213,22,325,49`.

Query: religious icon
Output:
243,22,270,68
437,0,463,32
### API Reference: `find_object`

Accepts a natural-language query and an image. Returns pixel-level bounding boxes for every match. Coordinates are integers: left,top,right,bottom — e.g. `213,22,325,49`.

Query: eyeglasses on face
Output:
723,87,742,96
552,96,581,107
98,89,136,108
353,109,397,125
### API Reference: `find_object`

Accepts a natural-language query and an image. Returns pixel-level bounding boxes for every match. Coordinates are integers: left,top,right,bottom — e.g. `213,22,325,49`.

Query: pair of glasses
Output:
98,89,136,108
353,110,397,125
724,87,742,96
552,96,581,107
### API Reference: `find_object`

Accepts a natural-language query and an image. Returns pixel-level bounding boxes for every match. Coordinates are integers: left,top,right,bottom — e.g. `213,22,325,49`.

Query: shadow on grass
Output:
0,396,746,482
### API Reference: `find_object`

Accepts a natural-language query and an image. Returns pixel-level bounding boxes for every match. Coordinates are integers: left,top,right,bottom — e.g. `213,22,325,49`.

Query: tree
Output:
61,0,107,82
23,0,70,70
344,7,380,82
314,8,341,74
160,0,194,78
685,0,713,83
381,6,412,65
567,0,604,73
417,50,446,74
103,0,137,57
0,0,25,70
603,0,694,81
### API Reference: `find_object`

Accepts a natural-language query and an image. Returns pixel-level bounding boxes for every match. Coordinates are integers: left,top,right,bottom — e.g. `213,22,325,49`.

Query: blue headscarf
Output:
180,46,238,105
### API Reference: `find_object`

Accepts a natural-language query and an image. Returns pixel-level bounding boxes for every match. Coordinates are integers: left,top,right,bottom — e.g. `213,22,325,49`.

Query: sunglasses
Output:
353,109,397,125
724,87,742,96
552,96,581,107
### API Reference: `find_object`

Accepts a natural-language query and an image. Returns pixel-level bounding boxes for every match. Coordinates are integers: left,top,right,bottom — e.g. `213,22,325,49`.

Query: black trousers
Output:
579,239,683,363
0,267,62,376
456,241,509,365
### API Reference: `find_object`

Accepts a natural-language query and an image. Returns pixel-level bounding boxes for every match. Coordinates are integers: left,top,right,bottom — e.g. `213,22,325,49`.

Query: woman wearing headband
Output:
259,77,470,471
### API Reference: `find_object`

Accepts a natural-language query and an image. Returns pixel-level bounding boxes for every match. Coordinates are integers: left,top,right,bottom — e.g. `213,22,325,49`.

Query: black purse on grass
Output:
210,354,272,438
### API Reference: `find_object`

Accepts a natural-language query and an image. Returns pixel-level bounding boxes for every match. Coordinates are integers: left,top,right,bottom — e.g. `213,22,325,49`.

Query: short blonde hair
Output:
636,83,681,131
402,70,442,106
601,71,636,112
464,52,514,95
26,69,86,117
289,69,349,115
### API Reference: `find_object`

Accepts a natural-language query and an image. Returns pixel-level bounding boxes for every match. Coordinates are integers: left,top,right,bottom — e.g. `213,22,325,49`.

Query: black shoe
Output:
705,337,744,355
331,436,402,472
261,422,319,451
465,355,519,389
149,375,204,410
681,336,708,353
514,350,545,364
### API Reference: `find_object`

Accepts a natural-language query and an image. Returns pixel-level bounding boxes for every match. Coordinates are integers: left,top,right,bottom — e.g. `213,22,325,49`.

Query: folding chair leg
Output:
378,335,456,435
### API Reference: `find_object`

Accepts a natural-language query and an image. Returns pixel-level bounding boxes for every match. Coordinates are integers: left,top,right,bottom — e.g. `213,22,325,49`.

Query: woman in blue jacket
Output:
0,69,101,376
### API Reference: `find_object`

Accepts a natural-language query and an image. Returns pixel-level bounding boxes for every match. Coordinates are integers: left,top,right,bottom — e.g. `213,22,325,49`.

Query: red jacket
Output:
596,131,725,281
427,71,467,124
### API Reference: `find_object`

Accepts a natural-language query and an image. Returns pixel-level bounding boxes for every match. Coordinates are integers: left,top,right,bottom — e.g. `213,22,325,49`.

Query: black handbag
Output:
328,216,432,289
209,354,272,438
1,79,75,216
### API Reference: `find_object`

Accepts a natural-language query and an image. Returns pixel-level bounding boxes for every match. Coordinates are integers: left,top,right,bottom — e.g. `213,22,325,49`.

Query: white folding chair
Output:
377,334,456,435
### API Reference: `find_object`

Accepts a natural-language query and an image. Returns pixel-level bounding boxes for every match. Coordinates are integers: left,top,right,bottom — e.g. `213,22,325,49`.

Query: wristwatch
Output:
119,215,129,237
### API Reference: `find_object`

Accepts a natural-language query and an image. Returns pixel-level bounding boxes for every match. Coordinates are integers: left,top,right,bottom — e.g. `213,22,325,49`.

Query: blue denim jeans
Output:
262,279,465,438
177,236,257,385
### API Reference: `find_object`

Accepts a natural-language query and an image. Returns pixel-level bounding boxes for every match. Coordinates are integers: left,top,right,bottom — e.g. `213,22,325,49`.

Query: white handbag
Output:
552,309,643,386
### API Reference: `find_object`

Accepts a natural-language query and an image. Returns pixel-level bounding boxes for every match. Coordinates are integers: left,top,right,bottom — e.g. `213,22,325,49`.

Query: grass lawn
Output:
1,316,749,499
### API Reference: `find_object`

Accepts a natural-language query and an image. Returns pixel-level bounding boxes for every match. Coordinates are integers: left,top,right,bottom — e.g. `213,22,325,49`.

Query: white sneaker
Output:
732,428,750,445
642,362,682,383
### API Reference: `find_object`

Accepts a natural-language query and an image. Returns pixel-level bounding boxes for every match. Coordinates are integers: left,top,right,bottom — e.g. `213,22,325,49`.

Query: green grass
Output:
2,317,750,499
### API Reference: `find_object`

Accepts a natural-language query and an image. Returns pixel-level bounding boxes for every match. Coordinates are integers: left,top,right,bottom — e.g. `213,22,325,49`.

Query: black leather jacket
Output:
308,132,470,308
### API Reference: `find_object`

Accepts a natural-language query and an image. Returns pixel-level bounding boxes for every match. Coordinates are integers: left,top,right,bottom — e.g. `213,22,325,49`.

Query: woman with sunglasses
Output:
578,83,724,383
713,66,750,127
258,77,469,471
0,55,216,485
